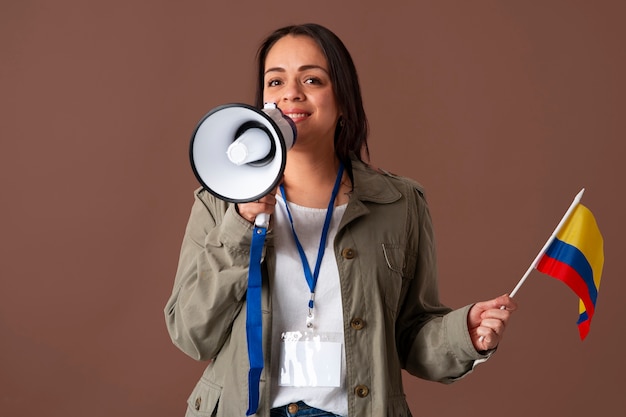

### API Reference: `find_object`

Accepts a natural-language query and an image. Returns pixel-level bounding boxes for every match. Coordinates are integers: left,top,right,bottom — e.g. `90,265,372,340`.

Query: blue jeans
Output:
270,401,342,417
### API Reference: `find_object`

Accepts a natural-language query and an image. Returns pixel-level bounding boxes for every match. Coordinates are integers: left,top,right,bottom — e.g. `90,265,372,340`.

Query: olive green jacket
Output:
165,159,489,417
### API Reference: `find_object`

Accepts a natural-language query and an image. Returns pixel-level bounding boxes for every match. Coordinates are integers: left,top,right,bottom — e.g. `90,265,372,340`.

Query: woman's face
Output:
263,35,341,147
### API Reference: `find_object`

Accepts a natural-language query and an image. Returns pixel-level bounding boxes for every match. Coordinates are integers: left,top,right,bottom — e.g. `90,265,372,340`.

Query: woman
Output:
165,23,517,417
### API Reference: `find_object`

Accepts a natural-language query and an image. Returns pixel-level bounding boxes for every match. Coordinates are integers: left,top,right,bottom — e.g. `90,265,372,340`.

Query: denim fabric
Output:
269,401,342,417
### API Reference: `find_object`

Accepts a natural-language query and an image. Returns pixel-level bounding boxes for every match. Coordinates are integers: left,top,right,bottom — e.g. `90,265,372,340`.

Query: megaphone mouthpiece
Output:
262,103,297,150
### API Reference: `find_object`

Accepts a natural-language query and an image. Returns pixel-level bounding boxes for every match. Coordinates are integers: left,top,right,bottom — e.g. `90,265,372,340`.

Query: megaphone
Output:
189,102,297,414
190,102,296,227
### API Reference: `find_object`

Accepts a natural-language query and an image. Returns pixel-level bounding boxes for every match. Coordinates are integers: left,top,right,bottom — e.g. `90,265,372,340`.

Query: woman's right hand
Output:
236,189,279,224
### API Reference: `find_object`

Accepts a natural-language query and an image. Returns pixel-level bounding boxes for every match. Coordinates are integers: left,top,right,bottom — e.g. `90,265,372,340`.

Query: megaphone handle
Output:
255,213,270,229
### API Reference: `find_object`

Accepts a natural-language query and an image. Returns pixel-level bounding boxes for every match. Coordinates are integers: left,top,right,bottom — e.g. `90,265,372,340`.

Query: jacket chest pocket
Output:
380,243,417,313
186,377,221,417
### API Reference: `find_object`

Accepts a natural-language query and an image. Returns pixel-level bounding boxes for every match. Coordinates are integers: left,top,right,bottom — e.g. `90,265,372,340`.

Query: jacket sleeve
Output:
396,188,490,383
164,189,254,361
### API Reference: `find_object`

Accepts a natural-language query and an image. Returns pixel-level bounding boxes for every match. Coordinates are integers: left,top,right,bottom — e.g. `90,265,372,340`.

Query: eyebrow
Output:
264,64,329,76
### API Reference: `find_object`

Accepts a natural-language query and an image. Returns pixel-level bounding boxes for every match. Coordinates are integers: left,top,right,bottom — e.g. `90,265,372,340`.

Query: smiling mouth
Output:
284,112,310,121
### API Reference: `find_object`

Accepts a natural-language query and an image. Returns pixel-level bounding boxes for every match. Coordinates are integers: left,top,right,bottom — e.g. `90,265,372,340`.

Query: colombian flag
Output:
536,204,604,340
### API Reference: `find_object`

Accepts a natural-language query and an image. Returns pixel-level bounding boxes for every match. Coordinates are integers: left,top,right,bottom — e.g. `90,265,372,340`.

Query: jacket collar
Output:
350,158,402,204
339,158,402,227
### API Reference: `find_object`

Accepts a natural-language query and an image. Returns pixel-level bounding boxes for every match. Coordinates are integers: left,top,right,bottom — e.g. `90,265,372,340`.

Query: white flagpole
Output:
508,188,585,298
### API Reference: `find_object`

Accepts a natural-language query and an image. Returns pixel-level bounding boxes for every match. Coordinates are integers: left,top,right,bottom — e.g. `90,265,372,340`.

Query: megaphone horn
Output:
189,102,297,212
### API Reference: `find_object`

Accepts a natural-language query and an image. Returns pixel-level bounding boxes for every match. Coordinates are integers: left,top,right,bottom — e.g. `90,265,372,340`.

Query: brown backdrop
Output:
2,1,624,416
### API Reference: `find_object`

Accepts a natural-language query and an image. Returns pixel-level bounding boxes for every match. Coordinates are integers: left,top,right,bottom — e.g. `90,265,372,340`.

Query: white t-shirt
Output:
269,194,348,416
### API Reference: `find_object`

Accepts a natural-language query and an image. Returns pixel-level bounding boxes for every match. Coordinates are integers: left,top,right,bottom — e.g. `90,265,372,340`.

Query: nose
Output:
282,81,304,102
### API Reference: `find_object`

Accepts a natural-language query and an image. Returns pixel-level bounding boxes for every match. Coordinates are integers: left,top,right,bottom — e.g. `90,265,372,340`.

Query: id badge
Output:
278,331,343,387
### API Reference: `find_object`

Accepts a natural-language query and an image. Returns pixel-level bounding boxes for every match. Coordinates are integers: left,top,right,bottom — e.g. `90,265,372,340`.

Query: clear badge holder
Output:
278,331,343,388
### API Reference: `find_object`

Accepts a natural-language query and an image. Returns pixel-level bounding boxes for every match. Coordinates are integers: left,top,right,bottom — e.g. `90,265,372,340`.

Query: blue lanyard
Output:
245,225,266,416
246,163,344,416
279,163,345,318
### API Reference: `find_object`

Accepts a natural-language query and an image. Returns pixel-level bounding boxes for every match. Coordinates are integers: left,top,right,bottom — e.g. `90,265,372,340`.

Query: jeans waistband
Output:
269,401,341,417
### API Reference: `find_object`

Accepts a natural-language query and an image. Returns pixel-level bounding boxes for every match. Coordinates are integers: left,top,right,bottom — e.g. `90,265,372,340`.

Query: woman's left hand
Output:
467,294,518,351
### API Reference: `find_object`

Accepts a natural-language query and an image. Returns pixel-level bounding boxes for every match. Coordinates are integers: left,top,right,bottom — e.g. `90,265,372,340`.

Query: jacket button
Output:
350,318,365,330
355,385,370,398
341,248,356,259
194,397,201,410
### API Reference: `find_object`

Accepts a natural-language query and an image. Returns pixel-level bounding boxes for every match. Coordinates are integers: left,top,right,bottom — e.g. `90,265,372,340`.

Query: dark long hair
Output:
255,23,369,173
